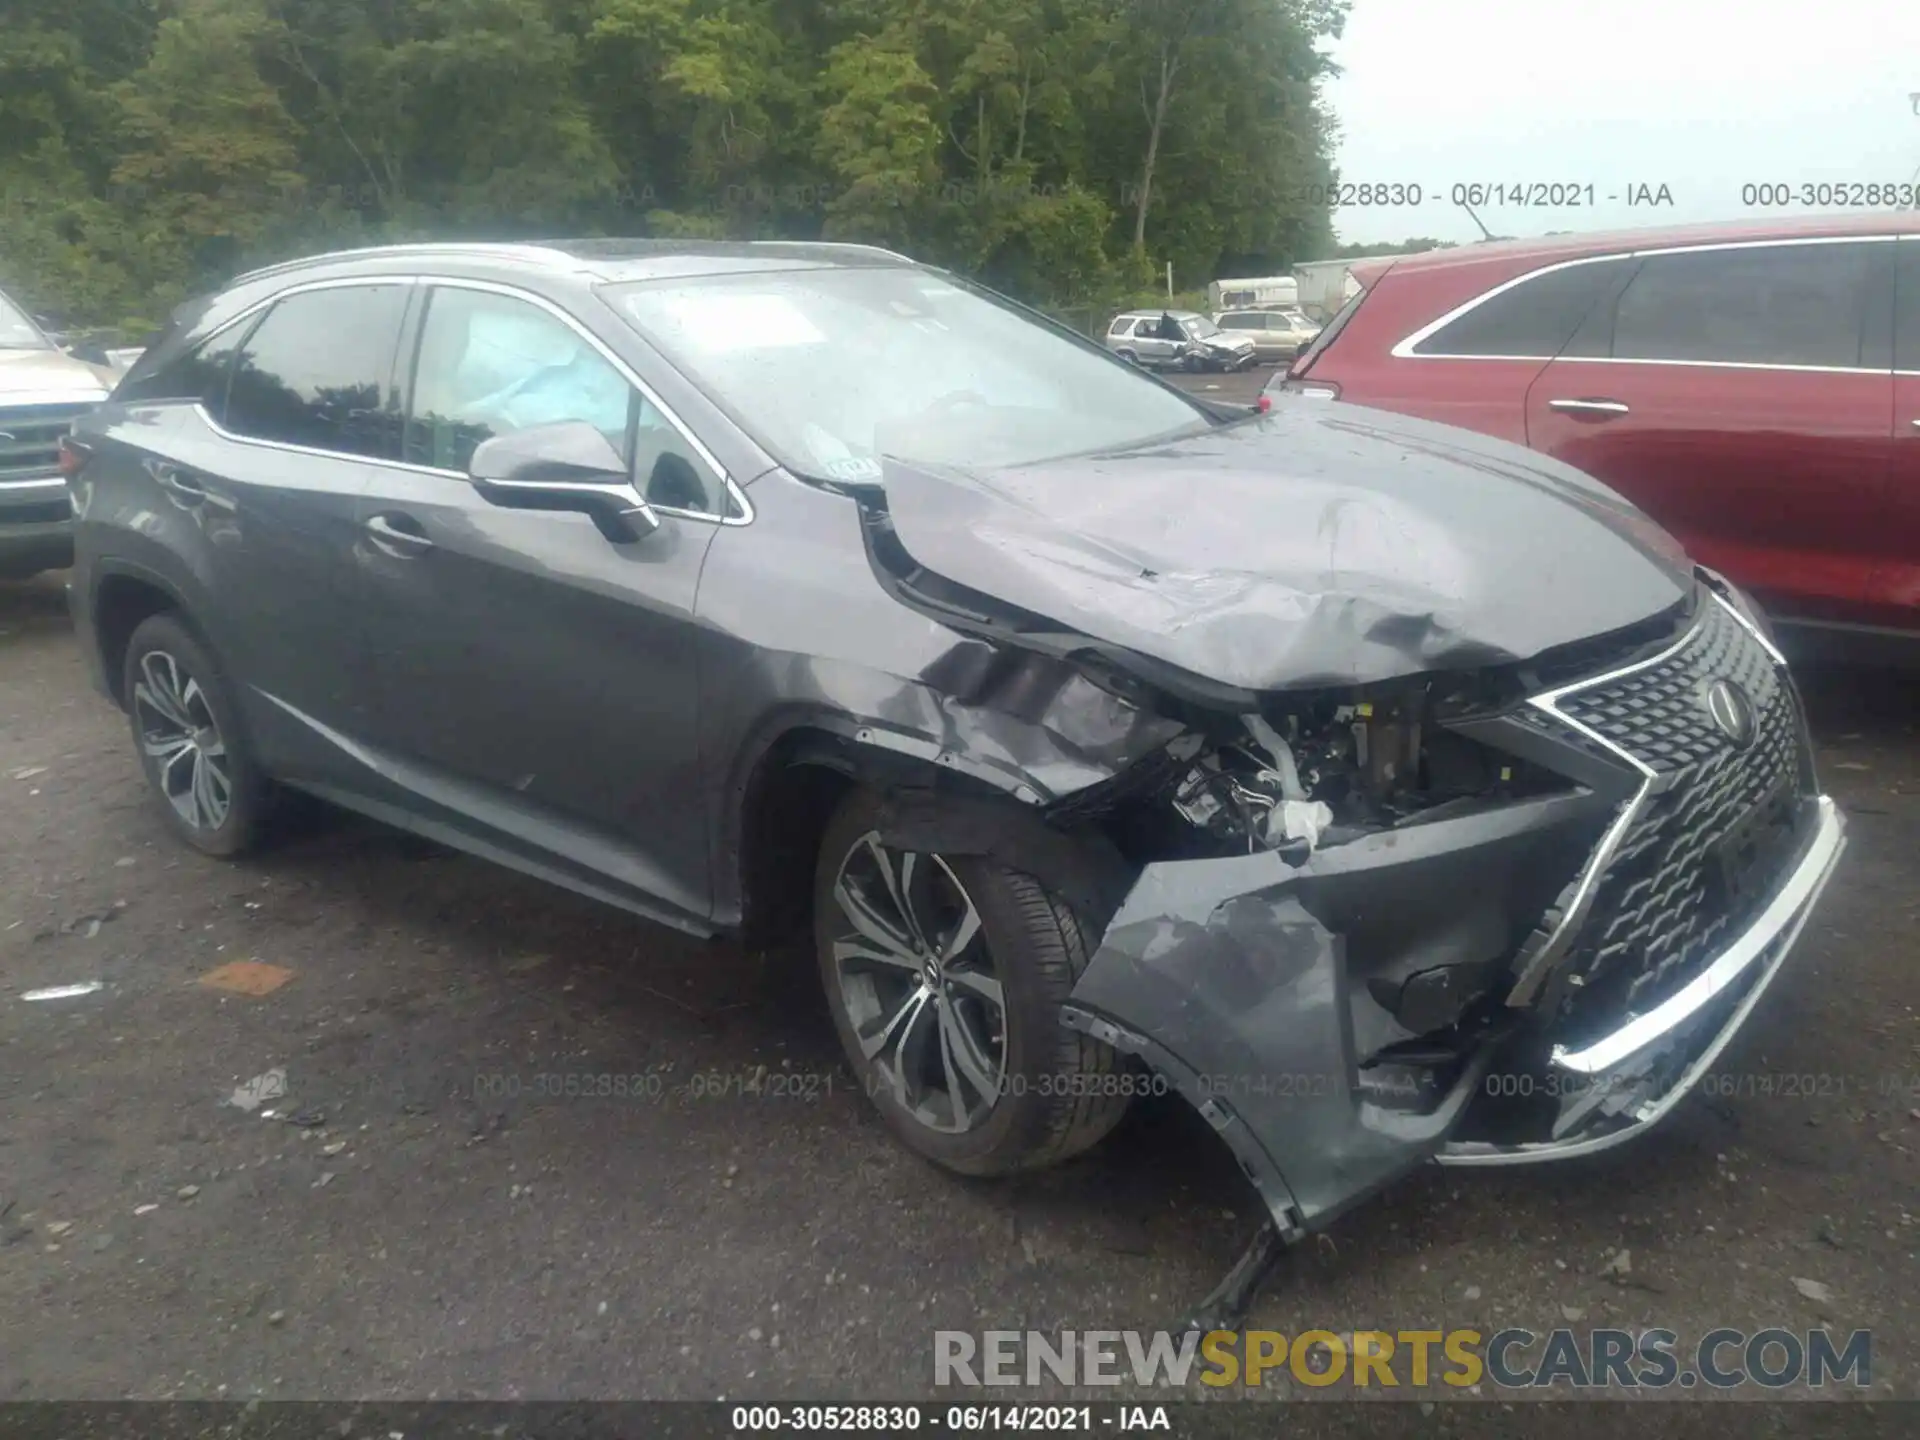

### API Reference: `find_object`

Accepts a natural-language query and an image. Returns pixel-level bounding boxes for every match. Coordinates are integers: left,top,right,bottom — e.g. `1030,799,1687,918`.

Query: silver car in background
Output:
1104,309,1258,371
1214,307,1321,363
1,287,114,578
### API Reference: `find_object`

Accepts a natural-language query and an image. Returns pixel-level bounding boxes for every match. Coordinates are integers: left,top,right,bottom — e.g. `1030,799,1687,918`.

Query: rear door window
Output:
1604,242,1879,368
223,284,408,457
1409,257,1632,359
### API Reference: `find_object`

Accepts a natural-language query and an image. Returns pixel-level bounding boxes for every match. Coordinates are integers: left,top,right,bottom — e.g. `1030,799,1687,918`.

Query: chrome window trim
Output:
1391,232,1903,370
1503,592,1766,1008
149,272,750,527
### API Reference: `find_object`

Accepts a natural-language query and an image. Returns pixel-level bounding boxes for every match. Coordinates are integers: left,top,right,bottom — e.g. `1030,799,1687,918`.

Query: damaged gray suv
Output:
67,241,1845,1238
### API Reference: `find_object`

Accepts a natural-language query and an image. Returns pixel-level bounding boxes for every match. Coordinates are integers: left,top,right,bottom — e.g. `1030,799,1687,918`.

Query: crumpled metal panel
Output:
691,472,1191,926
878,403,1692,692
1063,789,1609,1231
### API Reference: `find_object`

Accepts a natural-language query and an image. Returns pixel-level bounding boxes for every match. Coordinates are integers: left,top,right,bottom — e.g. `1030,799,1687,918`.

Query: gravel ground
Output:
2,416,1916,1403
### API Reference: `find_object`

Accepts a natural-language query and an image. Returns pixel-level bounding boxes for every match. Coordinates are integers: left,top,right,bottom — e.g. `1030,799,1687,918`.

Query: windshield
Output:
607,269,1211,475
1182,315,1221,339
0,292,52,349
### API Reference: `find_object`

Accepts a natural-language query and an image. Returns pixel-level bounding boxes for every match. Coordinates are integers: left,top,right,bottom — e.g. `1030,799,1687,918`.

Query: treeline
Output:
0,0,1348,332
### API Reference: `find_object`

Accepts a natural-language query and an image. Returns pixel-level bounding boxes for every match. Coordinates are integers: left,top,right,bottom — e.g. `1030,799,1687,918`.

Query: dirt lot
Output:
2,410,1917,1402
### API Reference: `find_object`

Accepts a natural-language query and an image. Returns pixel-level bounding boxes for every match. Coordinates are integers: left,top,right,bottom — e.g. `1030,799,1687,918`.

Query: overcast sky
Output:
1323,0,1920,245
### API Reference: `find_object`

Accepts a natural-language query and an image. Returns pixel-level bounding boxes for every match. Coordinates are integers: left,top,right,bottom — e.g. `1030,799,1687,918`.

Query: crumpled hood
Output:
878,401,1694,691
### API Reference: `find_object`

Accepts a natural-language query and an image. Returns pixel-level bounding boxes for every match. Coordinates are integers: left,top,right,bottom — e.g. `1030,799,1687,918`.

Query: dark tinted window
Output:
113,324,252,413
1218,314,1261,330
1608,242,1876,368
1412,258,1629,358
224,285,407,457
1896,240,1920,371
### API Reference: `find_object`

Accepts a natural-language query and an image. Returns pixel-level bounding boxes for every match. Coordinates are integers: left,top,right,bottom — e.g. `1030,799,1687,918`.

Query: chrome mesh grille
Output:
0,403,90,484
1555,600,1780,771
1544,601,1813,1043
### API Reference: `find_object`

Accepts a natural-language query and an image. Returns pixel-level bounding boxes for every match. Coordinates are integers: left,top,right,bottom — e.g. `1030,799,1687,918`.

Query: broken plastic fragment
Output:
23,982,104,1002
227,1068,289,1112
1274,799,1335,851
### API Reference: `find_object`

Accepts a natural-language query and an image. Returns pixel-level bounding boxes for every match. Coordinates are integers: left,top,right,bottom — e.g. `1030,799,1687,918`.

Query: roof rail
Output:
228,241,580,287
746,240,916,263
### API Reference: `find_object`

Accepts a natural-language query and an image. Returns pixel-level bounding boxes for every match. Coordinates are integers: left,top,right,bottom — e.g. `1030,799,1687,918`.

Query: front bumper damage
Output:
1058,594,1847,1238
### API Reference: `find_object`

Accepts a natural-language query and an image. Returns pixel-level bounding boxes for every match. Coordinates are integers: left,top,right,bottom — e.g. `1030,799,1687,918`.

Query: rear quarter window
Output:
1407,257,1633,359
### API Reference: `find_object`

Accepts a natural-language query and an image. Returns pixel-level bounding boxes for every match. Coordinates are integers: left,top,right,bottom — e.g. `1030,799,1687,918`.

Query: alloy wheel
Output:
132,649,232,832
827,834,1007,1134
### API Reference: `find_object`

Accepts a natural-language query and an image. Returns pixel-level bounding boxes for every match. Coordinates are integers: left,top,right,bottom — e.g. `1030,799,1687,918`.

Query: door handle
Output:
1548,398,1631,418
364,512,435,558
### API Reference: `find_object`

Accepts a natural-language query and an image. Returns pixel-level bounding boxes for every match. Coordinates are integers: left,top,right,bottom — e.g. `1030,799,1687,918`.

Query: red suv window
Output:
1407,257,1634,360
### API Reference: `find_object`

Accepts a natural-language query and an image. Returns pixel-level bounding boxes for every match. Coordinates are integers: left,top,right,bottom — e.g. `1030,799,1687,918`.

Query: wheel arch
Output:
91,562,198,710
726,713,1133,950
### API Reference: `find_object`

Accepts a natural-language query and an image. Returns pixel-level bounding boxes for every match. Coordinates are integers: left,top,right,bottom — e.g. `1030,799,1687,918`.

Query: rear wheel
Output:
1116,348,1139,366
123,613,269,857
814,789,1131,1176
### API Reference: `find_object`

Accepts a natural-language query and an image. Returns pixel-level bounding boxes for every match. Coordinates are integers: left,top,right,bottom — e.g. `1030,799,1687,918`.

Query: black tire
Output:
1116,348,1139,366
122,612,270,857
814,788,1131,1176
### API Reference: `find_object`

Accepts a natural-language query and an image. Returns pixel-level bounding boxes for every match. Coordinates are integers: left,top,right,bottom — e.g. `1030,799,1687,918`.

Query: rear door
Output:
353,279,727,928
183,280,409,781
1359,257,1637,444
1524,238,1893,622
1875,238,1920,628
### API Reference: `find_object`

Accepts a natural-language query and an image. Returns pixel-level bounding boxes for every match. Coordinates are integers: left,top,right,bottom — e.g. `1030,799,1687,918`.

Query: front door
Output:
354,281,729,928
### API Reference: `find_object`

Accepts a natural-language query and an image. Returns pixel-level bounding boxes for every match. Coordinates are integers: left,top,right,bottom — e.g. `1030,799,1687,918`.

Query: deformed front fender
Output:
1059,788,1610,1235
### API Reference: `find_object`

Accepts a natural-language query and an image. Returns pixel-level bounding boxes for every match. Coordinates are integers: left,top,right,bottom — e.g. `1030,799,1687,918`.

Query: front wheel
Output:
814,789,1131,1176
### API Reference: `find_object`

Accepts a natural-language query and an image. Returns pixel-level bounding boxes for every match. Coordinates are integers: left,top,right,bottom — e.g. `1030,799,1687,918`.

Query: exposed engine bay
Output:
1085,684,1571,866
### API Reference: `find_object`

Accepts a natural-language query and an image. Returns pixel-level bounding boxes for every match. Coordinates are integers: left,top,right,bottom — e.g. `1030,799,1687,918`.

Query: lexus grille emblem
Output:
1705,679,1756,748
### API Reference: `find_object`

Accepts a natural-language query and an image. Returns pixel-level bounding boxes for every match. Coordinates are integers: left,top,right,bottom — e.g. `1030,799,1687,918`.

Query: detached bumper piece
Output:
1063,594,1843,1236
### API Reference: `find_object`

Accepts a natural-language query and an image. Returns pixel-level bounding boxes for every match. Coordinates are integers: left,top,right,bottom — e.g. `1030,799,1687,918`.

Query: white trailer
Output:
1206,275,1299,313
1292,259,1365,322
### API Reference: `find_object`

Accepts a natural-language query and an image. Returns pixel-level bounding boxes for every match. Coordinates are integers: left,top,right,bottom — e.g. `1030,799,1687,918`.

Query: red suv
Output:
1272,213,1918,646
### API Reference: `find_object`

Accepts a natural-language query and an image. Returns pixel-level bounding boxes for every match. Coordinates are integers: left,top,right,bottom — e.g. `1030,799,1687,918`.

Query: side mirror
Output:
468,421,660,544
69,339,112,367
